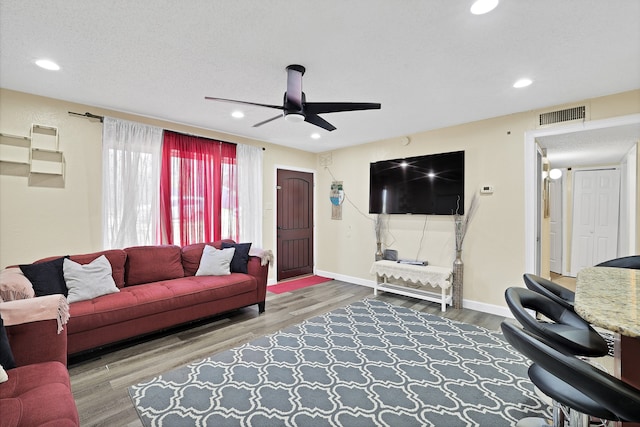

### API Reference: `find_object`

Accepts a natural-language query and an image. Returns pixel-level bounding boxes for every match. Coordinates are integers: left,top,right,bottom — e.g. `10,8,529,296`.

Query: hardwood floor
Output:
550,271,577,292
68,280,507,426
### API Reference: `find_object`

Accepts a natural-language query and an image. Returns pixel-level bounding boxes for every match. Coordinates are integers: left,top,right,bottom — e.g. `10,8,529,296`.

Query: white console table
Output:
370,260,453,311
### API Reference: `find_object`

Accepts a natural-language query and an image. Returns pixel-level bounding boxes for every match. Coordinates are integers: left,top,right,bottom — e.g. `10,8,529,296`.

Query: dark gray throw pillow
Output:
221,242,252,274
0,314,16,370
19,256,69,297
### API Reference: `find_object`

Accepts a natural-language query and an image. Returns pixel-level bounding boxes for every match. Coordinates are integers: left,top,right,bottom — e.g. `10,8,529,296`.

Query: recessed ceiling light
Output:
513,78,533,88
470,0,499,15
310,133,321,140
231,111,244,119
35,59,60,71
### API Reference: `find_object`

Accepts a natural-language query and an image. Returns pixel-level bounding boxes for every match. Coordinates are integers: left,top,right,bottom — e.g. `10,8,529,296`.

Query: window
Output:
159,131,237,246
102,117,163,249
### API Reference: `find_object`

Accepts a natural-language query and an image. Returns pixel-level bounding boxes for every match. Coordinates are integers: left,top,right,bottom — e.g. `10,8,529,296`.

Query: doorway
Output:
524,113,640,275
276,168,315,281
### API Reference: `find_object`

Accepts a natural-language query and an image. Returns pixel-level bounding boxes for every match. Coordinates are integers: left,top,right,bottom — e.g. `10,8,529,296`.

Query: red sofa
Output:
30,240,268,356
1,316,79,427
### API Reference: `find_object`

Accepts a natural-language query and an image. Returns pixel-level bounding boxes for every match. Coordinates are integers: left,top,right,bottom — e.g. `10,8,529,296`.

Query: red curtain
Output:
159,131,237,245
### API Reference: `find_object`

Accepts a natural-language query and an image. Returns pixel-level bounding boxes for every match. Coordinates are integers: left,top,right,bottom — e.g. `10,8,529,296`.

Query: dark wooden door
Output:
277,169,314,281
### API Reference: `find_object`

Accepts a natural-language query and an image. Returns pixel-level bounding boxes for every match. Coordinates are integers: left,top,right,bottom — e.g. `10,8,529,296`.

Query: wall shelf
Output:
0,132,31,165
0,125,65,185
30,148,65,176
31,124,59,150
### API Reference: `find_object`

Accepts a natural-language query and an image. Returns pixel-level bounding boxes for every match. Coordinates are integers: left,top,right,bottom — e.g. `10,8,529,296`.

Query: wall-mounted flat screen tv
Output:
369,150,464,215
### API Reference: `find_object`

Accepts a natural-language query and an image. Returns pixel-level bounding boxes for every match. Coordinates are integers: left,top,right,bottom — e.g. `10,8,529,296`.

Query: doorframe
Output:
273,164,317,281
548,172,564,275
524,113,640,275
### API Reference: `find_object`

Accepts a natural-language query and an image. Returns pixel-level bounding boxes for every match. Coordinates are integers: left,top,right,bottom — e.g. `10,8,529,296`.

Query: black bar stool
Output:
501,321,640,426
505,287,609,358
504,287,610,426
522,273,574,311
596,255,640,269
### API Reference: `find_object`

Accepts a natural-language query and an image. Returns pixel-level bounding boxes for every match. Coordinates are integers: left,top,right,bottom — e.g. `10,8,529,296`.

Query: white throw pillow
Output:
0,364,7,383
64,255,120,303
196,246,236,276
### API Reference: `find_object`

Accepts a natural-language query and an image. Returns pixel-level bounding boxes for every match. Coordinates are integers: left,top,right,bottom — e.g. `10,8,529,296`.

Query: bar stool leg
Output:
552,400,565,427
568,409,588,427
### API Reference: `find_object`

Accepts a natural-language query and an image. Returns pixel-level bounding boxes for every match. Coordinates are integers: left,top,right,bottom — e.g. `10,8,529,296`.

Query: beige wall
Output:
1,88,638,310
315,90,640,313
0,89,316,284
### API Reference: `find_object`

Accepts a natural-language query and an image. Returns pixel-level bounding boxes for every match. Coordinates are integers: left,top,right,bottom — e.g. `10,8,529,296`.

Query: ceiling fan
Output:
205,64,381,132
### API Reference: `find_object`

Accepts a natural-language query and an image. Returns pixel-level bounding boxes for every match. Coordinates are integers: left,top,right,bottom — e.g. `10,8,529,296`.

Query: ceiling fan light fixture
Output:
470,0,499,15
284,112,305,123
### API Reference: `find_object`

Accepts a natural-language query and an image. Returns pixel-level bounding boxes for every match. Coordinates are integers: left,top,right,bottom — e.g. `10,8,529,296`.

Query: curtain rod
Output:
67,111,265,150
68,111,104,122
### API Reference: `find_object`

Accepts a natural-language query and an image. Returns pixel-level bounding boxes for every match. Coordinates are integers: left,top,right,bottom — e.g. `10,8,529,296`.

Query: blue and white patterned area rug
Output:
129,299,548,426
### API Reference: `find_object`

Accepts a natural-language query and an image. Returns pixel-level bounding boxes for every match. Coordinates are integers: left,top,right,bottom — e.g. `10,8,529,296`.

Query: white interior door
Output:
570,169,620,276
549,177,563,274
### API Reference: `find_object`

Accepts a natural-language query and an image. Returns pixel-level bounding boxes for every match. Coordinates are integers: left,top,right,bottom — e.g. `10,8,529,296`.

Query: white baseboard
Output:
316,269,513,319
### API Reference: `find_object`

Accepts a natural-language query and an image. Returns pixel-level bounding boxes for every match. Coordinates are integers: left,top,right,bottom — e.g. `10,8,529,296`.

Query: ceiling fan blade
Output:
204,96,284,111
253,114,283,128
305,102,381,115
304,114,336,132
285,65,305,110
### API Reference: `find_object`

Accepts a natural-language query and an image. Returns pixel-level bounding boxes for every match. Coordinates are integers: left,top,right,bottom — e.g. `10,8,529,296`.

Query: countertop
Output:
575,266,639,337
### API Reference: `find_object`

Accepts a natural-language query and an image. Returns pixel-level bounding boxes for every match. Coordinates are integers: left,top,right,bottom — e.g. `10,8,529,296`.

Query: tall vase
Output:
452,250,463,309
375,242,384,261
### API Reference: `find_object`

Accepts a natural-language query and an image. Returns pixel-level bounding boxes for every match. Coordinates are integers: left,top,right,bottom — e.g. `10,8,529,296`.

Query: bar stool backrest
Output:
501,321,640,423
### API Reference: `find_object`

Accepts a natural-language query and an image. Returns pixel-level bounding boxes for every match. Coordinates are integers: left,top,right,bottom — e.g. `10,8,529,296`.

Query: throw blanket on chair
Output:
0,294,70,333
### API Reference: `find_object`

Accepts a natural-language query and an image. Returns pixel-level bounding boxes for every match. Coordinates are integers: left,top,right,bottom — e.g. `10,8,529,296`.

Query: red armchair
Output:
0,297,79,427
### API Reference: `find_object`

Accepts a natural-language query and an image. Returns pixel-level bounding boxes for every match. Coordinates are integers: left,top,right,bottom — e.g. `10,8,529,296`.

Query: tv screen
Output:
369,150,464,215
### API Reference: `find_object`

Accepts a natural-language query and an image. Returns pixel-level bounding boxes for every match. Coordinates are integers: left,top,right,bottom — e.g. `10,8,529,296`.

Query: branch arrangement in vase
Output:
454,194,479,252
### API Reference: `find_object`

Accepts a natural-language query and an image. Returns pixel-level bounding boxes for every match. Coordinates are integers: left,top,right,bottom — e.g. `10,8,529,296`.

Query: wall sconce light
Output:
543,167,562,218
548,168,562,180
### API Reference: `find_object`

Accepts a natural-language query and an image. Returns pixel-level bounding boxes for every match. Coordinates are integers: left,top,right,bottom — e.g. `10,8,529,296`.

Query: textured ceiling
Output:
538,123,640,169
0,1,639,158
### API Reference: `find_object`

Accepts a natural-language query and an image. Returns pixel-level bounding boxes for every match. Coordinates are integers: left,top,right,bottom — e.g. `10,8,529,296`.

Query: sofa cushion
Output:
196,246,235,276
181,240,235,276
0,268,34,302
64,256,120,303
221,242,252,273
19,257,68,297
124,245,184,286
67,275,256,334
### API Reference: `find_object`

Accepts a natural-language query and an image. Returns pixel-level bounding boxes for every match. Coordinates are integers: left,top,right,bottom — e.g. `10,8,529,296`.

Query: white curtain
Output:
236,144,263,246
102,117,163,249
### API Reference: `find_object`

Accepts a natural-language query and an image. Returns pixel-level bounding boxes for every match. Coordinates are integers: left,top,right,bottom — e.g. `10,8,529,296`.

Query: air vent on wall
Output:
539,105,587,126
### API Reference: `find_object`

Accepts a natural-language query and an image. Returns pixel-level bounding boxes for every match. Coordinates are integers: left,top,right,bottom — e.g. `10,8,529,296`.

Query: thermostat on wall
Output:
480,185,494,194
